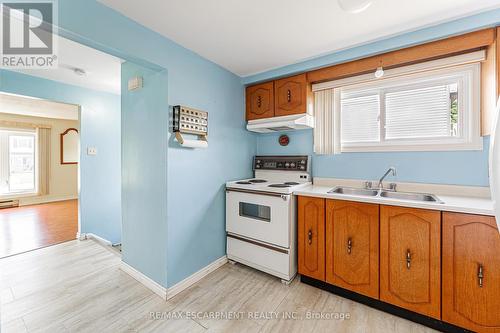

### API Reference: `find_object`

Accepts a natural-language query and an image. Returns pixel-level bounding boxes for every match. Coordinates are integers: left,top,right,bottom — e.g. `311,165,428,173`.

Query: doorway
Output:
0,93,80,258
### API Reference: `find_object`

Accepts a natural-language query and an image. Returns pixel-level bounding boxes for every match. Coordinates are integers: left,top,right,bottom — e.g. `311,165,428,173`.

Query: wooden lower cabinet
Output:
442,212,500,333
298,196,325,281
297,197,500,331
380,206,441,319
326,200,379,298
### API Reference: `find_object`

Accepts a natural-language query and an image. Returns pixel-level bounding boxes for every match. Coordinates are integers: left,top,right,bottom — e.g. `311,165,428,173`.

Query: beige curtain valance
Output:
0,120,51,130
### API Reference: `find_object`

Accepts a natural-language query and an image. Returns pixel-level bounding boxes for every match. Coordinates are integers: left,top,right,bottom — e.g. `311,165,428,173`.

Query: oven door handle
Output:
226,188,290,200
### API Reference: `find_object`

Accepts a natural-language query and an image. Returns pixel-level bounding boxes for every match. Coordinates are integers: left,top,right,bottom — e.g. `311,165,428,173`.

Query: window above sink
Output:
313,51,485,153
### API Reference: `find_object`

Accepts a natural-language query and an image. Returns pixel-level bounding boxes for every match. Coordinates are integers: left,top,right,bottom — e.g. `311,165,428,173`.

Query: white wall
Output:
0,112,79,205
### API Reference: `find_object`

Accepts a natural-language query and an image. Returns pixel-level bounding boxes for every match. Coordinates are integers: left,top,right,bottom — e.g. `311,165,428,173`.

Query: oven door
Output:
226,188,291,248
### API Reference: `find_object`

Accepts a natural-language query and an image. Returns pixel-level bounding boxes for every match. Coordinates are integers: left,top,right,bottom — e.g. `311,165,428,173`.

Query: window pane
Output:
385,84,452,140
239,202,271,222
341,94,380,143
9,135,35,192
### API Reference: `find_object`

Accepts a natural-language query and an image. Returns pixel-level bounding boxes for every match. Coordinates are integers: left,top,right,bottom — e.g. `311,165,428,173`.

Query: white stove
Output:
225,156,311,284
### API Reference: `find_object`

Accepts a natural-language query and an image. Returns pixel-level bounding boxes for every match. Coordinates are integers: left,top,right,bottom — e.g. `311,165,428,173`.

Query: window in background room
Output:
0,130,36,195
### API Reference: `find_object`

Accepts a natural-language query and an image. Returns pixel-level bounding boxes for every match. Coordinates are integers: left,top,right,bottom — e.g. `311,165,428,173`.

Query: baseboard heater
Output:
0,199,19,209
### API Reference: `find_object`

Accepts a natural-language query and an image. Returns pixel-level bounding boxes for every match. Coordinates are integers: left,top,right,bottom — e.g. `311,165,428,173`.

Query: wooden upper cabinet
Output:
442,212,500,333
326,200,379,299
380,206,441,319
246,81,274,120
274,73,311,117
298,196,325,281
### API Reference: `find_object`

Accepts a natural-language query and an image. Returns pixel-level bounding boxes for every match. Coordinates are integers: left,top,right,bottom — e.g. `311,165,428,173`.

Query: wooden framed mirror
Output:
60,128,79,164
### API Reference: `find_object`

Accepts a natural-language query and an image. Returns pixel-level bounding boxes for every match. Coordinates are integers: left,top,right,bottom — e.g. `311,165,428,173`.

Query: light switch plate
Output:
87,147,97,155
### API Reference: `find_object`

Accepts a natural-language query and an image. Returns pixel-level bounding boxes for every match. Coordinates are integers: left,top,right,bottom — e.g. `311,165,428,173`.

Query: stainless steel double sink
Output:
328,186,443,203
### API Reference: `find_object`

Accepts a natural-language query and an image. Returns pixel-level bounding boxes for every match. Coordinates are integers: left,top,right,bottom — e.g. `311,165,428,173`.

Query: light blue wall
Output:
257,130,490,186
121,63,169,286
243,8,500,84
165,54,255,287
54,0,256,287
0,69,122,243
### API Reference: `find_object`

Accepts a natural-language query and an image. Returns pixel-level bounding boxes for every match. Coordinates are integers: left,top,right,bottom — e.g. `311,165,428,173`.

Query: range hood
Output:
247,114,314,133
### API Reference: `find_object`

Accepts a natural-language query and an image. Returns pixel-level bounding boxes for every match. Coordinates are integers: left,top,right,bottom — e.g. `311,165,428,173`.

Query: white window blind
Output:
312,51,483,153
385,84,451,140
341,94,380,143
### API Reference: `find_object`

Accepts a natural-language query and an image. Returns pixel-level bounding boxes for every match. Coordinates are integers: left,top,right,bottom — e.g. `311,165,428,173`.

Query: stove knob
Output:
256,159,261,164
285,162,290,168
255,165,261,169
300,166,306,170
290,162,296,168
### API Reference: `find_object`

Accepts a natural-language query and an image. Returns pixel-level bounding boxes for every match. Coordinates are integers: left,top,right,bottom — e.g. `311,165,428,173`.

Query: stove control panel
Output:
254,156,309,171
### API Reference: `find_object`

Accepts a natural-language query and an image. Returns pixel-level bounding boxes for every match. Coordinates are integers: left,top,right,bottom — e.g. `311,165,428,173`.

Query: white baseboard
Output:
19,194,78,206
120,261,167,300
84,233,112,246
166,255,227,300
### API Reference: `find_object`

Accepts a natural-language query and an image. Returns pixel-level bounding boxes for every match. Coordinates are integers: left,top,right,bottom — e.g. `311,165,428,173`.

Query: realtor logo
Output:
1,1,58,68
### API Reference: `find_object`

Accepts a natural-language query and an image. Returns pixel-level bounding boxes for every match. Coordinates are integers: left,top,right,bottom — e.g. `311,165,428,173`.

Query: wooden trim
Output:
307,28,495,83
60,128,79,165
481,36,497,136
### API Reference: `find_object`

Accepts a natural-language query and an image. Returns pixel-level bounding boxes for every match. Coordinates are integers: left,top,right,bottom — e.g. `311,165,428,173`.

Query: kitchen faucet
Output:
378,167,397,190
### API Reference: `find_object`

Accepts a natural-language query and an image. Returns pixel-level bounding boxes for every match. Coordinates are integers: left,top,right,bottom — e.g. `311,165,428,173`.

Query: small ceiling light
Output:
374,66,384,78
73,68,86,76
338,0,372,13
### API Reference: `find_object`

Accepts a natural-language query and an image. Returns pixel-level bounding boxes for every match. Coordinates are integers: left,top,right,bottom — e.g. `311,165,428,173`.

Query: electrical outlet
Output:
87,147,97,155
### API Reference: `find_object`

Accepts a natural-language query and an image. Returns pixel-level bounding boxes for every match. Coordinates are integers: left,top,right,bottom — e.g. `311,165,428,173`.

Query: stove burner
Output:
284,182,299,185
268,184,292,188
249,179,267,183
236,181,253,185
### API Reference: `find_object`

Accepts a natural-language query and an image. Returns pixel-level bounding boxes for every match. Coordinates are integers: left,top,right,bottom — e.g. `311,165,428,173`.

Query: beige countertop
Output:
294,185,495,216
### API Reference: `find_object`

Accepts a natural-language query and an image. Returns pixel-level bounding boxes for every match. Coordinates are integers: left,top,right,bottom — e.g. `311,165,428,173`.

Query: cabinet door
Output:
442,212,500,332
246,81,274,120
380,206,441,319
326,200,379,298
274,74,310,117
298,196,325,281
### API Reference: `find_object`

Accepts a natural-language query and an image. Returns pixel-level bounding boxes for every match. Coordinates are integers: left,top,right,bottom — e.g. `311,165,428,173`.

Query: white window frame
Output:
0,128,38,197
312,51,484,153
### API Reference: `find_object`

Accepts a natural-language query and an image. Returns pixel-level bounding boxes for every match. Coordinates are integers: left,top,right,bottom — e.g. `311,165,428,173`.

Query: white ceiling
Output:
14,36,122,94
0,92,79,120
99,0,500,77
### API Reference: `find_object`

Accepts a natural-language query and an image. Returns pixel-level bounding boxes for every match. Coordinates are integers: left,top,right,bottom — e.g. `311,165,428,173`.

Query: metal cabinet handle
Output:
257,95,262,108
406,249,411,269
308,230,313,245
347,237,352,254
287,89,292,102
478,264,484,288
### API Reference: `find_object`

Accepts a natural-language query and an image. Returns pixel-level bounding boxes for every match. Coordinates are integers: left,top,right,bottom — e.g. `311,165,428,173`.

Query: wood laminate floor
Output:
0,240,437,333
0,200,78,258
